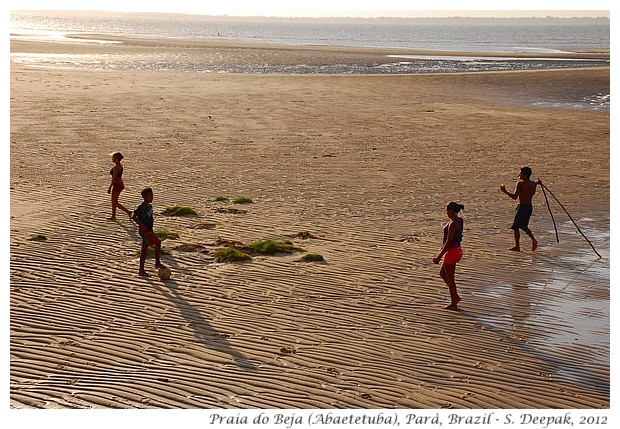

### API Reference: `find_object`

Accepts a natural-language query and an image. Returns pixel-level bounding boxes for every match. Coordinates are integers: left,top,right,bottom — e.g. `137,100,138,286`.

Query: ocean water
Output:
9,12,611,111
10,12,610,53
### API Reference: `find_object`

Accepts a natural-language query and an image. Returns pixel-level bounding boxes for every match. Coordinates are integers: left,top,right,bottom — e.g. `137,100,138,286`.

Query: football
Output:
158,266,172,280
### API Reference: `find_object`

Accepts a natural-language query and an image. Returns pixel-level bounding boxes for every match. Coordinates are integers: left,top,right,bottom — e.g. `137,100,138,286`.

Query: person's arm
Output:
433,221,457,263
131,209,142,227
500,181,520,200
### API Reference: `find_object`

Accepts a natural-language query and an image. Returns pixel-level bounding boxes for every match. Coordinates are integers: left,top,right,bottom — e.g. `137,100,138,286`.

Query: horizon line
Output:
10,9,612,20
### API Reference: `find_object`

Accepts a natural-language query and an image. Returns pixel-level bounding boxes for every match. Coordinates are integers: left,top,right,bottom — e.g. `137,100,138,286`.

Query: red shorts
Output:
443,246,462,264
139,226,161,247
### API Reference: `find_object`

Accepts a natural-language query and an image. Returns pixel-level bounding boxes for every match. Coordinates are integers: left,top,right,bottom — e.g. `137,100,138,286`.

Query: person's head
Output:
446,201,464,217
111,152,124,163
520,166,532,179
141,187,153,202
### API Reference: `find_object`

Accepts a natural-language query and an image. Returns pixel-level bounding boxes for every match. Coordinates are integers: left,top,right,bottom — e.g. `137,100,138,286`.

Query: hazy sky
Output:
9,0,612,18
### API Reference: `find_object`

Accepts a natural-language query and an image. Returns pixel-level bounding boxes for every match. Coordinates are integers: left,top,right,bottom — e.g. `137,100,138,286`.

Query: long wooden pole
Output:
540,183,602,259
540,183,559,243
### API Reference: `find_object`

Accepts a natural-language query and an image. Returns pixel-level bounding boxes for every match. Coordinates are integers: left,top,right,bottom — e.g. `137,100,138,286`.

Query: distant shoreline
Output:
10,10,611,23
11,10,610,59
58,34,615,59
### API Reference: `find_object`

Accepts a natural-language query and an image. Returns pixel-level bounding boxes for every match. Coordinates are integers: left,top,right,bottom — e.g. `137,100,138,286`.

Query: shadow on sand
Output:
118,220,258,372
150,278,258,372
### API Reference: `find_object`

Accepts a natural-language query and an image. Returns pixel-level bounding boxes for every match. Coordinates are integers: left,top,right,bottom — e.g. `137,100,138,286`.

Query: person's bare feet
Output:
107,216,116,221
532,240,538,251
139,270,150,277
444,296,461,310
509,246,520,251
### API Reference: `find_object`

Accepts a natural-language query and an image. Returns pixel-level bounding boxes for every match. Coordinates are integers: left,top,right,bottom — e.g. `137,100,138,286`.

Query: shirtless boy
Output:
500,166,541,252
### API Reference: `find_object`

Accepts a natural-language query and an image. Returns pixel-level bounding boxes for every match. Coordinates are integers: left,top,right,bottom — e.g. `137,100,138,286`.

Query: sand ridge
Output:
9,41,609,408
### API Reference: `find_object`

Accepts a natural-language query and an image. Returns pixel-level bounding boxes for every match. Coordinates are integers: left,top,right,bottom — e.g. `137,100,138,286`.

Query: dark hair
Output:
447,201,464,214
521,166,532,178
141,187,153,198
112,152,124,161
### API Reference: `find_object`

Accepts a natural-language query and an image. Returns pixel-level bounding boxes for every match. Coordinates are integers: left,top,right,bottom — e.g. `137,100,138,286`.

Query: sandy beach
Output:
9,37,610,409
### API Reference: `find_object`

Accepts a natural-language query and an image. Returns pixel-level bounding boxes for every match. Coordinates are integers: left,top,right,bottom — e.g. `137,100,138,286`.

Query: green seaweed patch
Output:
28,234,47,242
155,228,180,240
214,196,229,202
248,239,304,255
161,205,197,216
214,246,252,263
233,196,253,204
299,253,325,262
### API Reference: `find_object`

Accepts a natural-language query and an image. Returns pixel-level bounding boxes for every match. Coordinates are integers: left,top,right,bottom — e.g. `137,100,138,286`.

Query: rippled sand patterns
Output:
9,42,609,409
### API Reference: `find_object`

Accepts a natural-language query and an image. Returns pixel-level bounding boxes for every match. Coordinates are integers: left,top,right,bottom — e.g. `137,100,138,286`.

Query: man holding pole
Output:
500,166,542,252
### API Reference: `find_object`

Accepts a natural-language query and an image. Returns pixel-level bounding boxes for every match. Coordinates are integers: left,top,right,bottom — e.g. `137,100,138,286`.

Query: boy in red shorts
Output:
132,187,165,277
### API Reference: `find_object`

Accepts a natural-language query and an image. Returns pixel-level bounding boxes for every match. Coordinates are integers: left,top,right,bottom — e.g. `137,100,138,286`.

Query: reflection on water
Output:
533,93,610,111
10,50,609,76
11,28,122,44
469,220,609,391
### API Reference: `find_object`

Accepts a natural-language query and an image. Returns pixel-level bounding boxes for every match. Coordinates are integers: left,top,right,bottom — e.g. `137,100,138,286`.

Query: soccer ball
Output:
158,266,172,280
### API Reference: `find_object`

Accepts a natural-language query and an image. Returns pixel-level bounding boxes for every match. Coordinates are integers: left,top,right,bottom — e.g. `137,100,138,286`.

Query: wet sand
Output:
9,37,609,408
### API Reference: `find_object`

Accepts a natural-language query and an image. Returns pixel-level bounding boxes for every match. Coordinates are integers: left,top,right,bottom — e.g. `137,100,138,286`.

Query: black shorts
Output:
511,203,533,230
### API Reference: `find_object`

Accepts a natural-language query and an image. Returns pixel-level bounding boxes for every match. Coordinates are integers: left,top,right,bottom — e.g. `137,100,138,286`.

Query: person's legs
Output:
139,241,149,276
510,229,521,251
116,200,131,217
523,227,538,250
442,263,461,310
154,240,163,268
439,263,448,282
141,231,163,269
109,190,120,220
510,204,536,251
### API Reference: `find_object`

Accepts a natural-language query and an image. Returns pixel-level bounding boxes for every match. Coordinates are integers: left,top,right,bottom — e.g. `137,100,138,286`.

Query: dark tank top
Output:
443,217,463,247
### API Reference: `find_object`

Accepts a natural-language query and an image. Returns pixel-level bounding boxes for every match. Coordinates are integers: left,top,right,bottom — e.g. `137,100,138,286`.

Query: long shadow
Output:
459,309,609,397
150,278,258,372
116,220,257,371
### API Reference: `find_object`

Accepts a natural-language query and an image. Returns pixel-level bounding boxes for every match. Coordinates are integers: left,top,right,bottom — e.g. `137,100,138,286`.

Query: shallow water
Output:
469,219,609,392
10,36,609,76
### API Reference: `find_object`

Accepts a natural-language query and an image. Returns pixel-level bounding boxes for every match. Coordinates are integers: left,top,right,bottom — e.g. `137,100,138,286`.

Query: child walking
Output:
433,201,465,310
132,187,165,277
107,152,132,220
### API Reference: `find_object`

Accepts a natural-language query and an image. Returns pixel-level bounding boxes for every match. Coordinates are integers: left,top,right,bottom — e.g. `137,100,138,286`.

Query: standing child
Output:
500,166,541,251
433,201,465,310
107,152,132,220
132,187,165,277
